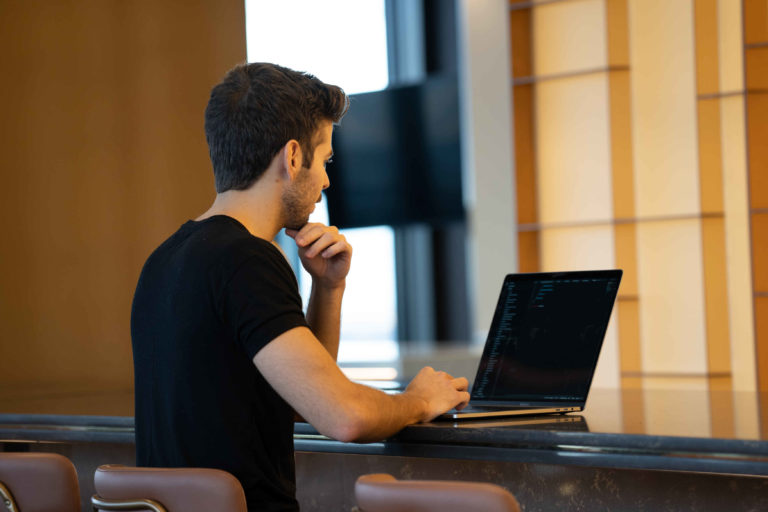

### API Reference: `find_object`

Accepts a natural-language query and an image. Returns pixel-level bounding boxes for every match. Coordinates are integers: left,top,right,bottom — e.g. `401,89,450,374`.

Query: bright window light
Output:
245,0,399,364
245,0,388,95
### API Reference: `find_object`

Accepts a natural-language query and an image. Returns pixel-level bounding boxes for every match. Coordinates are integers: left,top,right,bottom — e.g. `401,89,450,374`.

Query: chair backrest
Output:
0,452,80,512
92,465,248,512
355,473,521,512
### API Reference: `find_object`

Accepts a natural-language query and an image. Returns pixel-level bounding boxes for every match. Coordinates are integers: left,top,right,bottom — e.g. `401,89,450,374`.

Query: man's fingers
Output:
320,241,352,259
453,377,469,391
455,391,471,410
293,223,327,247
306,233,340,258
304,231,347,258
292,224,345,255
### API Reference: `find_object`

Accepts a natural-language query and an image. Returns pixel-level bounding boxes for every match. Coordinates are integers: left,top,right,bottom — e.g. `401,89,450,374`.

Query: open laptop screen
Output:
471,270,622,404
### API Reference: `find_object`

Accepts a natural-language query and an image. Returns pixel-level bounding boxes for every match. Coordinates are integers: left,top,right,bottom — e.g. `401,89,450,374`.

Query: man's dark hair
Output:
204,63,349,193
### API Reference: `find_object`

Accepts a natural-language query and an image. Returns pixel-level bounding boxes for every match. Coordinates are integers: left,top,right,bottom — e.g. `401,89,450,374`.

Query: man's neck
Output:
196,187,283,241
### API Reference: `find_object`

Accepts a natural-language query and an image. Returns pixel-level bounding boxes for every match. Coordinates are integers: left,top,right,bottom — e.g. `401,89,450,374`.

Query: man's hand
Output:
404,367,470,422
285,223,352,289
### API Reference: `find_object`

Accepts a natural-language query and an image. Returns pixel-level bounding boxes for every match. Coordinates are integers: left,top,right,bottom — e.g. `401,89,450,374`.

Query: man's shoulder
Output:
150,216,283,269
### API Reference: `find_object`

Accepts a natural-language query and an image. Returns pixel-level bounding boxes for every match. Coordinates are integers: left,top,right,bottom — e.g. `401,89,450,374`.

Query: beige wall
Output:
0,0,246,393
509,0,765,393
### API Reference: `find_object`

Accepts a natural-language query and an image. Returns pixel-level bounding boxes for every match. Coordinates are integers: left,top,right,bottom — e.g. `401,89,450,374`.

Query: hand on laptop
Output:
405,367,470,422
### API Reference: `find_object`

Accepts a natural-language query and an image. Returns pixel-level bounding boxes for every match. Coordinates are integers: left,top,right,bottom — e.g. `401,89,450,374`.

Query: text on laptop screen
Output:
471,273,620,403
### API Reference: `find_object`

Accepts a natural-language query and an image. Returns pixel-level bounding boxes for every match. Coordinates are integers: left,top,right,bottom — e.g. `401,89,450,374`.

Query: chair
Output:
0,452,80,512
354,473,521,512
91,465,247,512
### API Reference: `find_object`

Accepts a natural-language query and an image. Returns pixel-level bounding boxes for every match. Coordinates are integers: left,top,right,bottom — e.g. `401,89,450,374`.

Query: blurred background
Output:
0,0,765,427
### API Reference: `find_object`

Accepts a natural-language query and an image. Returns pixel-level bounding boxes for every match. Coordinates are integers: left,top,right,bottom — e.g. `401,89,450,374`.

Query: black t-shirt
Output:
131,215,308,512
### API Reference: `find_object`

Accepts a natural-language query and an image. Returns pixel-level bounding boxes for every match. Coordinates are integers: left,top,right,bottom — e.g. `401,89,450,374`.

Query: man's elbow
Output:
323,405,372,443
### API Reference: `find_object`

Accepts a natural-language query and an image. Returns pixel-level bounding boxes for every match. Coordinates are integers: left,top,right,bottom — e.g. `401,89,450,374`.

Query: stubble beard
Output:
282,174,313,230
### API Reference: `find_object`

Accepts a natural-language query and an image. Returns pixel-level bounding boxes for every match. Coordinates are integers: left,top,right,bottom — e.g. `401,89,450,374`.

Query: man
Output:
131,62,469,511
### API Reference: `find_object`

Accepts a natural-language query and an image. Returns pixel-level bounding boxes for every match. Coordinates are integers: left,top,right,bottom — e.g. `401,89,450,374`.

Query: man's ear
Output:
281,140,303,181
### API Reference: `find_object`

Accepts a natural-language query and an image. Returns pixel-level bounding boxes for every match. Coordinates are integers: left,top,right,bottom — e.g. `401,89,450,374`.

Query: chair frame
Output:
91,494,167,512
0,481,20,512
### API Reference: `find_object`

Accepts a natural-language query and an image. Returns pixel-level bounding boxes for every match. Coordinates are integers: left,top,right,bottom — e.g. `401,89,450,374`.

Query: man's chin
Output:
285,217,310,231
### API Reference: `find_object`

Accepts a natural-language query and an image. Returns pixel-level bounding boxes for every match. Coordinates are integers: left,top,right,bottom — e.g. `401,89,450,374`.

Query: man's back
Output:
131,215,307,511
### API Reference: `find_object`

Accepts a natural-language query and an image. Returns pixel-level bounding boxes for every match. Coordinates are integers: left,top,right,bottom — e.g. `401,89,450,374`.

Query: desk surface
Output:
2,386,768,476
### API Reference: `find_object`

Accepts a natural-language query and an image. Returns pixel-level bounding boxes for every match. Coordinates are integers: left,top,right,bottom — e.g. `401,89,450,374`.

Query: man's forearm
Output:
344,384,428,443
305,280,345,360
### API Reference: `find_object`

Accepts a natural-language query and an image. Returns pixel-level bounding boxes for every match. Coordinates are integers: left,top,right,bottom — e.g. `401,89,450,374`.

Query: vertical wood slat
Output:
746,93,768,212
758,297,768,432
743,0,768,395
607,0,642,388
693,0,733,393
606,0,635,300
743,0,768,45
510,6,539,272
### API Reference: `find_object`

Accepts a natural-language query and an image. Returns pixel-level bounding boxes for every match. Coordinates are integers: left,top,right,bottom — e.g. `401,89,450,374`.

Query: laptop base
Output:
438,405,580,421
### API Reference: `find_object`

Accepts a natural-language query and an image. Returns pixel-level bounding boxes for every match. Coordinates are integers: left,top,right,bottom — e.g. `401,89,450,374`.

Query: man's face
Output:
282,121,333,230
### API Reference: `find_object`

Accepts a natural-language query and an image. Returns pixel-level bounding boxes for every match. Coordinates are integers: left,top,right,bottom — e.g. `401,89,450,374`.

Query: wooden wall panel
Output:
694,0,733,391
517,231,540,274
746,94,768,211
606,0,630,67
608,71,635,219
757,297,768,397
636,220,707,375
514,84,537,226
696,100,725,214
535,75,612,224
0,0,246,392
507,0,759,392
509,6,533,78
745,47,768,90
720,94,757,391
753,213,768,294
695,0,720,95
719,0,745,92
532,0,606,75
744,0,768,393
629,0,700,218
606,0,640,386
701,218,732,375
511,5,538,273
540,226,615,272
743,0,768,44
617,298,641,375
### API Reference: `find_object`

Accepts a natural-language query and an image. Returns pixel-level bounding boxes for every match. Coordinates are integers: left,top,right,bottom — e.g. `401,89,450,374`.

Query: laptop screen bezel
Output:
468,269,623,408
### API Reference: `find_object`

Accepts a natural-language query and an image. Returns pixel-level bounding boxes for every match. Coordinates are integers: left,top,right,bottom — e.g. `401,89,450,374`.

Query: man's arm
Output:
304,282,343,360
254,326,470,443
285,224,350,360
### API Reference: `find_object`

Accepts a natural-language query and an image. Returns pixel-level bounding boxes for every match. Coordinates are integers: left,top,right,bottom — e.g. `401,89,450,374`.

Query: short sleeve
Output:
218,243,308,359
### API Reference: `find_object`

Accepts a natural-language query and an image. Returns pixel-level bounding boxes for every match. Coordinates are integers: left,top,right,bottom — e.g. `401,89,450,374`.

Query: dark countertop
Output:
3,386,768,475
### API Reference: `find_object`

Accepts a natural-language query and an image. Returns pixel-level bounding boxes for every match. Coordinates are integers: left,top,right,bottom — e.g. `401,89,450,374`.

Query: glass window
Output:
245,0,388,95
245,0,399,365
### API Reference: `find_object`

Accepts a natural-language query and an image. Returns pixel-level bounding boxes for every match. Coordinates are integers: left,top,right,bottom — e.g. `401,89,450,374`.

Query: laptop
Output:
439,269,622,420
441,414,589,431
